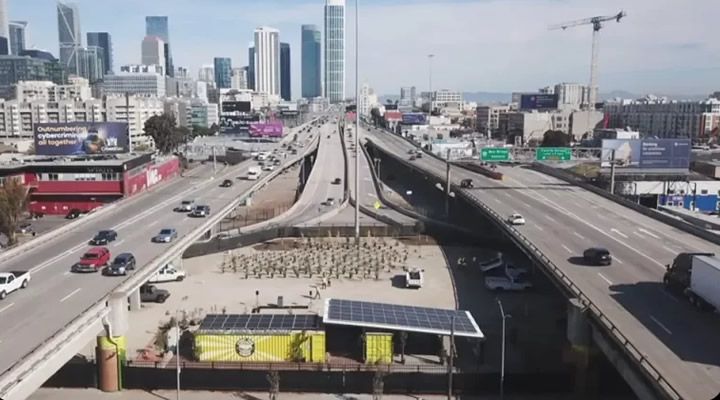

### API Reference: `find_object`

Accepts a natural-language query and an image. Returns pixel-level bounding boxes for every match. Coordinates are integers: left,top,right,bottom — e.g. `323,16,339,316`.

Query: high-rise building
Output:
197,64,214,83
280,42,291,101
77,46,104,83
101,64,166,97
57,2,82,75
400,86,416,101
213,57,232,89
301,25,321,98
231,67,247,90
87,32,112,74
254,27,280,96
0,55,66,99
8,21,27,56
145,16,173,77
141,35,165,71
0,0,8,55
324,0,345,102
247,45,255,91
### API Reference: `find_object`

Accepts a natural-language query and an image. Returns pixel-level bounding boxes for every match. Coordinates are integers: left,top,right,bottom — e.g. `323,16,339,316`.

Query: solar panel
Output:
323,299,484,339
199,314,322,333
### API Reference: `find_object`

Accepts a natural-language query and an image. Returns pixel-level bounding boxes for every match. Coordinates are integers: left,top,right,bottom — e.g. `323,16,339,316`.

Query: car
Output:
176,200,195,212
103,253,137,276
325,198,336,206
460,179,474,188
153,228,178,243
484,275,533,291
148,263,186,283
90,229,118,245
405,268,424,289
506,213,526,226
415,152,423,158
262,165,275,171
140,284,170,303
478,252,504,272
190,205,211,218
407,149,415,155
71,247,111,273
220,179,233,187
332,178,341,185
0,271,30,300
409,155,417,161
583,247,612,266
65,208,82,219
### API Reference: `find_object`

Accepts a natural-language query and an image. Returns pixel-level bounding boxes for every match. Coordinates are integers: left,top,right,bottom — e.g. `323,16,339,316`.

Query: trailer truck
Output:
664,252,720,311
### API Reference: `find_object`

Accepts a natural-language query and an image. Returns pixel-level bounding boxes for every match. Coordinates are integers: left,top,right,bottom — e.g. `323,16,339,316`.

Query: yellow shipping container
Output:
364,332,393,364
195,331,326,363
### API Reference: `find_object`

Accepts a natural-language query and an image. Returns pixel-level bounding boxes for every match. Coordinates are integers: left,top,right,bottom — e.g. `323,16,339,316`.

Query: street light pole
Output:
354,0,360,243
175,313,181,400
497,300,512,400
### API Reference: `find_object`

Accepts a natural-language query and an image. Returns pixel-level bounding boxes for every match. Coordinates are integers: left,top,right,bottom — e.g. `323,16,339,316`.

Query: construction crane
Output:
550,11,626,111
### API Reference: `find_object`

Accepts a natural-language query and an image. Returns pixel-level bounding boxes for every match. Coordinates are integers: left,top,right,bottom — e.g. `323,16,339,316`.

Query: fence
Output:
218,203,294,232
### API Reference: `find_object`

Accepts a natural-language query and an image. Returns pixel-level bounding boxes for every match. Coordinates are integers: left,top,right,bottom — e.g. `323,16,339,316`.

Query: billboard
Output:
384,111,402,122
34,122,129,156
520,94,558,111
401,113,427,125
249,122,284,138
601,139,691,170
222,101,251,113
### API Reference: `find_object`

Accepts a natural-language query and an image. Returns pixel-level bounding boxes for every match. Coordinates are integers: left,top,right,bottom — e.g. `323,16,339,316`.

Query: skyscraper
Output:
324,0,345,102
254,27,280,96
0,0,9,55
141,35,166,71
87,32,113,74
198,64,214,83
231,67,247,90
247,45,255,91
9,21,27,56
280,42,291,101
301,24,321,98
77,46,104,83
57,2,82,75
145,16,173,77
213,57,231,89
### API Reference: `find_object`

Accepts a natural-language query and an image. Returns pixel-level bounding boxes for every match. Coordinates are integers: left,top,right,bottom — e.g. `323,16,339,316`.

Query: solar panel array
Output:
199,314,321,332
324,299,483,338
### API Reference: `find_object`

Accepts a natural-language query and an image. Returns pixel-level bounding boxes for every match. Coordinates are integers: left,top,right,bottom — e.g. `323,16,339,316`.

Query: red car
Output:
71,247,111,273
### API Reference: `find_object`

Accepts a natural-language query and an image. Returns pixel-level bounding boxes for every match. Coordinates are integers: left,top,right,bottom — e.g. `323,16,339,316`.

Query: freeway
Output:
364,127,720,400
0,119,322,379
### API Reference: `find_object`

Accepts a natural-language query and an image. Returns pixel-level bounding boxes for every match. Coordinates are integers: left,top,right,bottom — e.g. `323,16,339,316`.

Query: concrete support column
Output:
566,298,599,397
128,288,141,312
97,292,129,392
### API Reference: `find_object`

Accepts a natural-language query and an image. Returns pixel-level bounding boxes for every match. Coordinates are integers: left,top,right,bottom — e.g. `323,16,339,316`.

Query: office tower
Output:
254,27,280,96
77,46,104,83
87,32,112,74
141,35,165,72
57,2,82,75
247,45,255,90
213,57,231,89
301,24,321,98
324,0,345,102
280,42,290,101
8,21,27,56
198,64,214,83
145,16,173,77
0,0,8,55
231,67,247,90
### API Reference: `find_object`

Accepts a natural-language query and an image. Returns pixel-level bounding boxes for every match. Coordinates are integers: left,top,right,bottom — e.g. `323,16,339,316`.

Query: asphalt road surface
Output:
364,126,720,400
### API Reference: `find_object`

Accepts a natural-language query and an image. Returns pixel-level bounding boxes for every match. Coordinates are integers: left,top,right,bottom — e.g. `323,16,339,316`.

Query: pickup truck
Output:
405,268,424,289
71,247,111,273
140,284,170,303
0,271,30,300
484,275,533,291
148,264,186,283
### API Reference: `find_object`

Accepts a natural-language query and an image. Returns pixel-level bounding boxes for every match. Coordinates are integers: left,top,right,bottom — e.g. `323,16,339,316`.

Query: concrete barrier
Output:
452,160,504,180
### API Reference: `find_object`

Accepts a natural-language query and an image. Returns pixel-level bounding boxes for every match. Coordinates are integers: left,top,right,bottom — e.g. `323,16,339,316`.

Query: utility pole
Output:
354,0,361,244
447,315,455,400
175,314,181,400
445,149,451,217
497,300,511,400
609,148,616,195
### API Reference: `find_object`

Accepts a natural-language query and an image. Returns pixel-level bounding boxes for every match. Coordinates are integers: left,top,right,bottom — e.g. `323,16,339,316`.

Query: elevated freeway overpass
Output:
364,126,720,400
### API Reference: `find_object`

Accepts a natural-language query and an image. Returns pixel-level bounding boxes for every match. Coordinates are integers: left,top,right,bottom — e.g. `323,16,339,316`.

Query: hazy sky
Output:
8,0,720,98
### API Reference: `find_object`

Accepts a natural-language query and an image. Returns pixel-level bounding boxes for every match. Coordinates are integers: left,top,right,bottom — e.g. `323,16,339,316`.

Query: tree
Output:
0,179,29,246
541,130,571,147
144,114,186,154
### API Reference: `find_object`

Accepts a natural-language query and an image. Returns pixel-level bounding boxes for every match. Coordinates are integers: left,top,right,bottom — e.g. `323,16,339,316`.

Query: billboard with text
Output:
601,139,690,170
401,113,427,125
34,122,129,156
249,122,284,138
520,94,558,111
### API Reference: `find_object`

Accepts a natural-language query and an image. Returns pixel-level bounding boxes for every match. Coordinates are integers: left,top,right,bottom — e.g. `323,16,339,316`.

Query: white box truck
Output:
664,253,720,311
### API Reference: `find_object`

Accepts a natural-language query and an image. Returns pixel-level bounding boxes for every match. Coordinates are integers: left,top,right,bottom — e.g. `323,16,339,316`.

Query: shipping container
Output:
364,332,393,364
194,331,326,363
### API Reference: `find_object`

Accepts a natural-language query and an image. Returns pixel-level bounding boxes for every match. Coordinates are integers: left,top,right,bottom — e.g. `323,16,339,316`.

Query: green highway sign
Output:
480,147,510,162
536,147,572,161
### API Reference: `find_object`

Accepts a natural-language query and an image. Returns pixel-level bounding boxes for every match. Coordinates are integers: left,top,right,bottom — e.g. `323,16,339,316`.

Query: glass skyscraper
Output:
87,32,112,74
301,24,321,98
57,2,81,75
9,21,27,56
280,43,291,101
146,16,173,77
213,57,232,89
324,0,345,102
0,0,9,55
247,45,255,90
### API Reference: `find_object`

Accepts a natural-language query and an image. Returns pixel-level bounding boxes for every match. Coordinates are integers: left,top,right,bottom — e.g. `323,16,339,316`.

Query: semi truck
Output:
664,252,720,311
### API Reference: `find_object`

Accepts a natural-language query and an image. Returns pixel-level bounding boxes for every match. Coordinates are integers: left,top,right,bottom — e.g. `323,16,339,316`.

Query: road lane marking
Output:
573,231,585,240
610,228,628,239
0,303,14,314
597,273,613,285
113,239,124,247
612,256,624,264
638,228,660,239
504,192,512,198
535,225,544,232
63,271,71,276
520,201,530,208
659,289,680,303
544,215,554,221
31,243,86,273
561,245,573,254
59,288,81,303
147,220,159,227
650,315,673,335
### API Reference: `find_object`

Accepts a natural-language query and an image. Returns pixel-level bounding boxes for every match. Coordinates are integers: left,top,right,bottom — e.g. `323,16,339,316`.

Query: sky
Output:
8,0,720,99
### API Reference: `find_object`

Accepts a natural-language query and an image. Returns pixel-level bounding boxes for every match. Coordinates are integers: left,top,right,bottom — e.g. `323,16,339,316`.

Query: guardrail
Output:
0,121,323,398
368,135,683,400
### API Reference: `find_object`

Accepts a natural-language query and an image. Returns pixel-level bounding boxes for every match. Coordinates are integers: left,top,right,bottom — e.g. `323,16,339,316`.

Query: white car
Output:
506,213,526,226
262,165,275,172
478,252,503,272
405,268,424,289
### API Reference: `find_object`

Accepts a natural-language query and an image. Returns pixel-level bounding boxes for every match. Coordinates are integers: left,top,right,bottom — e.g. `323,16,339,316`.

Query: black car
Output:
332,178,341,185
583,247,612,265
66,208,82,219
140,284,169,303
104,253,137,276
220,179,233,187
460,179,474,188
90,229,117,245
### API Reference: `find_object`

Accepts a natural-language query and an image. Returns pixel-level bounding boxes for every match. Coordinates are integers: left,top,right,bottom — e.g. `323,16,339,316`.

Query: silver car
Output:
153,228,178,243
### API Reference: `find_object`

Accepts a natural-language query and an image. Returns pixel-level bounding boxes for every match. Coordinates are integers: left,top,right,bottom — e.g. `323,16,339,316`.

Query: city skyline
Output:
2,0,719,98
